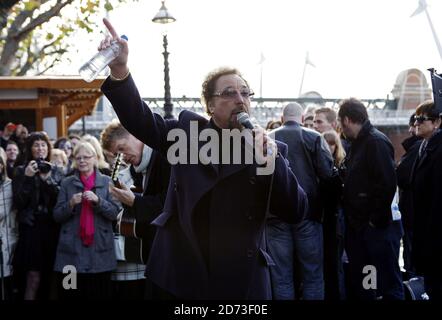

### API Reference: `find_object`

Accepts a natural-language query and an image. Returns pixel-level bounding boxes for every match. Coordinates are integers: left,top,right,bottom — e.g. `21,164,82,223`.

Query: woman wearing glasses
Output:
12,132,64,300
411,100,442,300
53,142,120,299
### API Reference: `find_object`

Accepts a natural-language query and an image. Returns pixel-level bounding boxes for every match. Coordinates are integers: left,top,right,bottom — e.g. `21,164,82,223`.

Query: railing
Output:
70,96,412,132
144,97,409,126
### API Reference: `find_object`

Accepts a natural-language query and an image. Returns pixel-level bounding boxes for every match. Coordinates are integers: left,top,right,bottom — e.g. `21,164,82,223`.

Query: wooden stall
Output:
0,76,105,138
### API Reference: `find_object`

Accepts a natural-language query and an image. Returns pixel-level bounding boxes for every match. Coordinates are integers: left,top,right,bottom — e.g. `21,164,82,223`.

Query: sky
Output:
63,0,442,100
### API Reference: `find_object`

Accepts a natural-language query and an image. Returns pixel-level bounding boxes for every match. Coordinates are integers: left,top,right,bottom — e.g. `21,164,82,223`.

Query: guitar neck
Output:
111,153,123,188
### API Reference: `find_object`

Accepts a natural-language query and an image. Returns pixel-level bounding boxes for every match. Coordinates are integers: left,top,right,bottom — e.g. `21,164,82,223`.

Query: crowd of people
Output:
1,18,441,301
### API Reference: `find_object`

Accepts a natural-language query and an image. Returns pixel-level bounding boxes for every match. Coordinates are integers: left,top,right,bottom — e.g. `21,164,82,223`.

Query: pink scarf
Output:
79,171,96,246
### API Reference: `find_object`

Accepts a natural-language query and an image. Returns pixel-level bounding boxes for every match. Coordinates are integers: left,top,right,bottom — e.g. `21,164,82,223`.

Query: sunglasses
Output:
414,115,437,124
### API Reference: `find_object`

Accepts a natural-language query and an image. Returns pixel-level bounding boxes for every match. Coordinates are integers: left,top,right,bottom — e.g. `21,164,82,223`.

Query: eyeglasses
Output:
414,115,437,124
75,155,94,162
212,88,254,100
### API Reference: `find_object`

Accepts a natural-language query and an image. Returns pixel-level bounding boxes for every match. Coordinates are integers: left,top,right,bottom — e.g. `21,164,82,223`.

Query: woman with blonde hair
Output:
50,148,69,175
321,130,347,300
53,141,120,299
322,130,346,167
81,134,111,176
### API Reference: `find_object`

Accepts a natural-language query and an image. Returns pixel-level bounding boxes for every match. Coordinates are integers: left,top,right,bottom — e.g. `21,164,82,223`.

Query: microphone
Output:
237,112,274,157
236,112,254,129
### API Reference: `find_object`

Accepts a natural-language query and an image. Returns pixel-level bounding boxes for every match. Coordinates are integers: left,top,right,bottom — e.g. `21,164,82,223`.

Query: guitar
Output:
110,153,123,188
111,153,139,239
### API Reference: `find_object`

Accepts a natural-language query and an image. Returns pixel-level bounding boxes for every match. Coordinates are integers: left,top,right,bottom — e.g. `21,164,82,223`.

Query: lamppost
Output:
152,0,176,119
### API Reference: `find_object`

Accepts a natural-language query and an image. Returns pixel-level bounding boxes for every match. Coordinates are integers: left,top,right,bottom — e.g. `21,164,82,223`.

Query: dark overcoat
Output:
341,121,397,230
102,76,307,299
411,130,442,274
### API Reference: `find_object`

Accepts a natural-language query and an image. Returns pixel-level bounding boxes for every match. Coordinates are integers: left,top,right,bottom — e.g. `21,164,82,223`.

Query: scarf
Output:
79,171,96,246
133,145,153,173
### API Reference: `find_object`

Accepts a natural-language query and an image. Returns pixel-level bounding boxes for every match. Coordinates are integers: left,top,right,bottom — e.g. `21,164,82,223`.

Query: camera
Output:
36,158,52,174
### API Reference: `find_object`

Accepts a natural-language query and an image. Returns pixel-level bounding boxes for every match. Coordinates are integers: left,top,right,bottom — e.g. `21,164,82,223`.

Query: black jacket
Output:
411,129,442,274
270,121,334,222
13,164,64,226
396,135,422,231
123,151,171,264
341,121,397,230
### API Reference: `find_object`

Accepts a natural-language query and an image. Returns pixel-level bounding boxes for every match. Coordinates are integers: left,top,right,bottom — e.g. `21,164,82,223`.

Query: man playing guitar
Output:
101,120,171,299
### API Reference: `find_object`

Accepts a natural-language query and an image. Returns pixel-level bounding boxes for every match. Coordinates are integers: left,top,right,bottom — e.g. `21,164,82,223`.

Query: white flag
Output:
305,52,316,68
410,0,427,18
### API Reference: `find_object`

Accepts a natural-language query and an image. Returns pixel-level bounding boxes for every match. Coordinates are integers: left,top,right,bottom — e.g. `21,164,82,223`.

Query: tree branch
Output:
36,57,61,76
16,45,35,76
0,0,19,31
16,0,74,39
17,46,67,76
9,7,34,39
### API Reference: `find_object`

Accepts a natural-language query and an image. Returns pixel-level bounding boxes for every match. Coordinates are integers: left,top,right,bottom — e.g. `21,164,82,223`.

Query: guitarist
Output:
101,120,171,299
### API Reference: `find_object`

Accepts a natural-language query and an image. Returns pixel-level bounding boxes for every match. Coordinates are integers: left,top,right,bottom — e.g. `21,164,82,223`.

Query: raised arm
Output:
100,18,178,156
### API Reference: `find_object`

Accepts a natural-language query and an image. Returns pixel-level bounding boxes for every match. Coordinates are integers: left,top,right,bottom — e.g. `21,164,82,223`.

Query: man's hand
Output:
109,181,135,207
101,18,129,78
253,127,277,166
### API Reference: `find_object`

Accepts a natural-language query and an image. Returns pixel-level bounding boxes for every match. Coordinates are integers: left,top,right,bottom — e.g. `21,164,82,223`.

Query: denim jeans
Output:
293,219,324,300
266,220,295,300
345,220,405,300
266,219,324,300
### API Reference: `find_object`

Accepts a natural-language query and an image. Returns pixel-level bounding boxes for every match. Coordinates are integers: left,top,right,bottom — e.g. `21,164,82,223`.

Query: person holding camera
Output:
12,132,64,300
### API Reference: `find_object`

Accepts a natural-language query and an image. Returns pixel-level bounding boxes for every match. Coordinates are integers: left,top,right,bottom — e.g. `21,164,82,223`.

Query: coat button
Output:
249,177,256,185
247,249,254,258
174,183,178,192
247,214,253,221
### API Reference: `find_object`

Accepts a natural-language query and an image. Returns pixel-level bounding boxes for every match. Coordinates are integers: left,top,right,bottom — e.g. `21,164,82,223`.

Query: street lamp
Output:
152,0,176,119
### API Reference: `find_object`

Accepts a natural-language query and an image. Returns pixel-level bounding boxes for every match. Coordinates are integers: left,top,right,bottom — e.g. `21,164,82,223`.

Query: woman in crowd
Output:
322,130,346,167
50,148,69,175
81,134,111,176
266,120,282,131
321,129,347,300
0,150,18,300
53,142,120,299
12,132,63,300
411,100,442,300
54,137,73,174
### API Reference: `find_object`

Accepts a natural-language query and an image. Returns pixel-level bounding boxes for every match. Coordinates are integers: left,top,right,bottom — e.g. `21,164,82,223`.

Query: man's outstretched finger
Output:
103,17,118,39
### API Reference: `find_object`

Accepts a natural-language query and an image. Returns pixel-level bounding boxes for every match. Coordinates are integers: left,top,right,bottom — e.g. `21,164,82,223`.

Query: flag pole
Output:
424,6,442,60
260,62,263,98
298,59,307,97
411,0,442,61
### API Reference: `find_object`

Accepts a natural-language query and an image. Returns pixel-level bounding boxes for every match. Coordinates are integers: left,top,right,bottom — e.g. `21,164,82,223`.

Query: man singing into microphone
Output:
100,18,307,300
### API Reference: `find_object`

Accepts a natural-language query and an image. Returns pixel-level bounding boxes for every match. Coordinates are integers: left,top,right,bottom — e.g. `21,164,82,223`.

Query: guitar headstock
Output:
111,153,123,188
